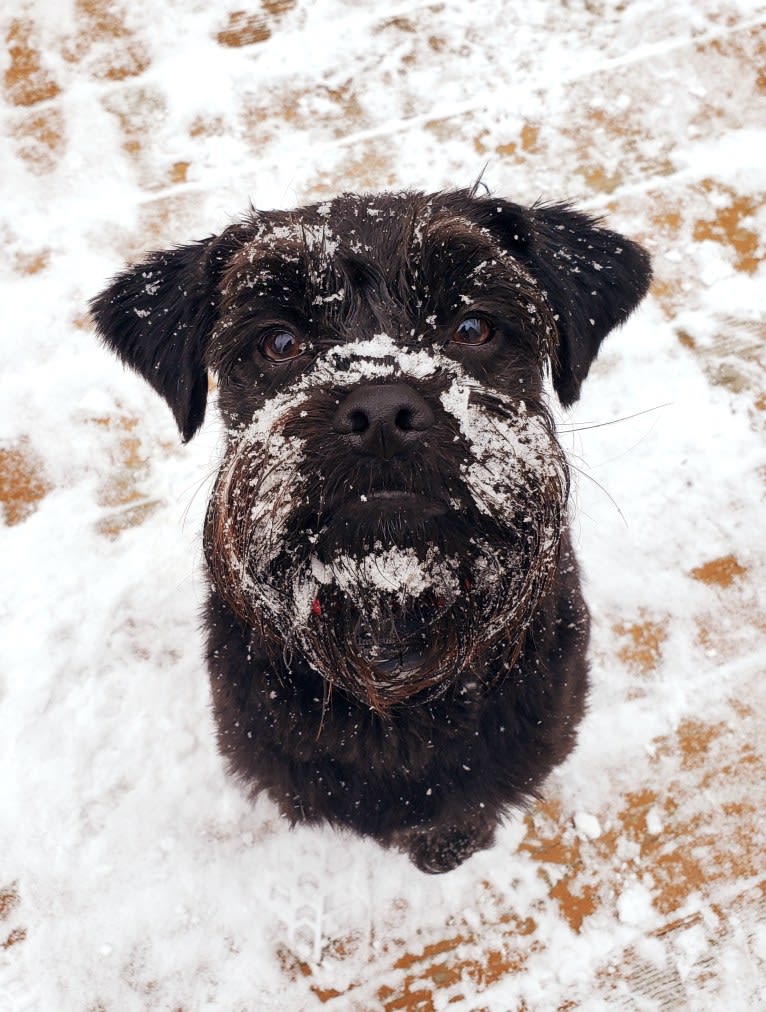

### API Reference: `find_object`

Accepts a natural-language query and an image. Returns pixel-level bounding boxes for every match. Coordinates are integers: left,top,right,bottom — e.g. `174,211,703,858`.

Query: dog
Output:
91,189,651,873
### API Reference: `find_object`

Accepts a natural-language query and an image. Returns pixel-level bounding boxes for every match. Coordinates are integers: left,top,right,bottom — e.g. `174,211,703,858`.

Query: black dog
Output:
91,189,651,873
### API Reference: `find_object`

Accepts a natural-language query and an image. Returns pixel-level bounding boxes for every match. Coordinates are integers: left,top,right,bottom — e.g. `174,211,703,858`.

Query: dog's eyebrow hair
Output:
413,220,486,273
243,236,305,271
412,218,535,299
222,239,310,299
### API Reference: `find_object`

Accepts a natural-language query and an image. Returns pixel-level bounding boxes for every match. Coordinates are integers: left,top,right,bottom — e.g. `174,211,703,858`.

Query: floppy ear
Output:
467,196,652,405
524,203,652,406
90,226,246,441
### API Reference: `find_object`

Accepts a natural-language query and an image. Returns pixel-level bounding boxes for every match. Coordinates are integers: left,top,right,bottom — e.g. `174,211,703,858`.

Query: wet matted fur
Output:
91,189,651,873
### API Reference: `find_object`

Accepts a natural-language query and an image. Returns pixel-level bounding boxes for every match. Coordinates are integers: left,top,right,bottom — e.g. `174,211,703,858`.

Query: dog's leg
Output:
399,816,497,874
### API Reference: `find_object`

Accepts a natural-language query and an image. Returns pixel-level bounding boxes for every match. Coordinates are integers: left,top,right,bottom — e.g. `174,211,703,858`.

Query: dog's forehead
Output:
237,192,505,278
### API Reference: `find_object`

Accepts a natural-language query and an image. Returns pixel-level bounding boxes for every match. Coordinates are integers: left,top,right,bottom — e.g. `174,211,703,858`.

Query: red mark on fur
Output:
436,595,447,609
311,598,322,616
463,577,473,592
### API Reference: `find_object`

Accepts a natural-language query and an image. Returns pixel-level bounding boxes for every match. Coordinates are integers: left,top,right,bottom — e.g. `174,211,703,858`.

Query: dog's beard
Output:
205,345,568,713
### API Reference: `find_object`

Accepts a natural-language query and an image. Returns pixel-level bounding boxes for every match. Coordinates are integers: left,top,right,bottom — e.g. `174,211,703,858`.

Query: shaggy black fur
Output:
91,189,651,872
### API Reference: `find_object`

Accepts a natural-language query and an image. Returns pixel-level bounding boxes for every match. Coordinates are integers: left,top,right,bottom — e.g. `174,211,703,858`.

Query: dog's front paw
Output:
405,820,496,874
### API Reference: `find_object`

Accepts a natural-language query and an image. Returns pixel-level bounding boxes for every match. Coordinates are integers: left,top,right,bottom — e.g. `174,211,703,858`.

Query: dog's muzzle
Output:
205,347,569,713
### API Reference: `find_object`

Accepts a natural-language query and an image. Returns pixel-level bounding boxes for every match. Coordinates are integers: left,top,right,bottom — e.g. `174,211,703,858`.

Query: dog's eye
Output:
451,317,492,346
259,329,305,362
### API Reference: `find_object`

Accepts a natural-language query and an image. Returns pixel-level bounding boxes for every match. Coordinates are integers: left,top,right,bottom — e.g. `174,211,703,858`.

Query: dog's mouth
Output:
307,486,462,564
336,489,449,520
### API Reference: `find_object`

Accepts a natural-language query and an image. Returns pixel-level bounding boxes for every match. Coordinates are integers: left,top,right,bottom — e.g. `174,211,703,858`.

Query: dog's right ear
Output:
90,226,247,442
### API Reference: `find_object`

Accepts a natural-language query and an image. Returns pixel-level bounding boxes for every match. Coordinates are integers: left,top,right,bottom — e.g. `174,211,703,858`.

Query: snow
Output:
2,0,766,1009
617,884,658,928
309,545,458,601
573,812,602,841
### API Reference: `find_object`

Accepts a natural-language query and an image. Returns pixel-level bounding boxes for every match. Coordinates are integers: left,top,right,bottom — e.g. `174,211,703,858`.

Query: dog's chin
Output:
352,608,431,679
316,592,468,710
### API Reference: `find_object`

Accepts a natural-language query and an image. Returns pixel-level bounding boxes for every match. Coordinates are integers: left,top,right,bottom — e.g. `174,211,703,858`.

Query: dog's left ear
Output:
526,203,652,405
476,199,652,406
90,226,246,441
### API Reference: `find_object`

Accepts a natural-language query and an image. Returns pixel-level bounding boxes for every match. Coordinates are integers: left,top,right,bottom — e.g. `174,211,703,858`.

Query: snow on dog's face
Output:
203,197,569,711
91,189,652,711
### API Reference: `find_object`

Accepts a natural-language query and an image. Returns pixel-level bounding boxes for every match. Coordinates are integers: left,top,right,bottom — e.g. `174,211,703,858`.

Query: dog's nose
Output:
333,383,435,459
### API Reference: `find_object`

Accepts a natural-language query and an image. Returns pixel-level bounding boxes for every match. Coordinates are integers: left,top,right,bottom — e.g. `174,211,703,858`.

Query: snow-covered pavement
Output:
2,2,765,1008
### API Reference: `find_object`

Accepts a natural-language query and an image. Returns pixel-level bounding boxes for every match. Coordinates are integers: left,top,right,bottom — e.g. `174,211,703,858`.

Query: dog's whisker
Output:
560,401,672,434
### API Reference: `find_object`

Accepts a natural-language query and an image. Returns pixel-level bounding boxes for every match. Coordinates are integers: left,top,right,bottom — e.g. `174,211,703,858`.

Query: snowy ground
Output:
2,1,766,1009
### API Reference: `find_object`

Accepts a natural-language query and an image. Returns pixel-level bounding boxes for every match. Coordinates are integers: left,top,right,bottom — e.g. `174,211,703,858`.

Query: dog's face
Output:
92,190,651,712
